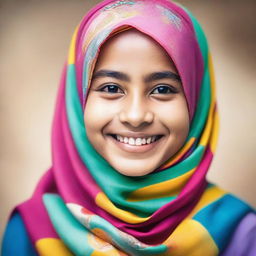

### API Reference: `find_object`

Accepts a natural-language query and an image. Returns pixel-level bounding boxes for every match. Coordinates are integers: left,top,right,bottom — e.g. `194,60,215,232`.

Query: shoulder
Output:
1,211,38,256
192,184,255,254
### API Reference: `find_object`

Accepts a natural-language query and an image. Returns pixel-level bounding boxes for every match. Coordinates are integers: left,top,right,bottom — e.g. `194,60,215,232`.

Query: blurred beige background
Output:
0,0,255,239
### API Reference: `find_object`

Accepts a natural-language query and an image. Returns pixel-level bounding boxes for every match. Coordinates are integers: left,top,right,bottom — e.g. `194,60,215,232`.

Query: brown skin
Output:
84,29,189,176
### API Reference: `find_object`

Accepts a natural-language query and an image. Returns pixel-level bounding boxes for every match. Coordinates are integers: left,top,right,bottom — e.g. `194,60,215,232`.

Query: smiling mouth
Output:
109,134,163,146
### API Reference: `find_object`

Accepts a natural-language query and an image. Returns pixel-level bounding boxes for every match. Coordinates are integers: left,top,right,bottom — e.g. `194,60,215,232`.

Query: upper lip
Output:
106,132,164,138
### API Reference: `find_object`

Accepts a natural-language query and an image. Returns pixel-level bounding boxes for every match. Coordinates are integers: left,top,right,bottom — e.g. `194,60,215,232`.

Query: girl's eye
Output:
151,85,178,94
99,84,123,94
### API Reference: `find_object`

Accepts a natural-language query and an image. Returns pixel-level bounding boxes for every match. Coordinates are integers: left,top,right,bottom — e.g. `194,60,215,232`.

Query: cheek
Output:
157,98,190,135
84,96,118,133
84,100,104,132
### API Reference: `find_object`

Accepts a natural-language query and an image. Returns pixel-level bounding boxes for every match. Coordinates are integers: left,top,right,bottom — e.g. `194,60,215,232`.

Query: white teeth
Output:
146,137,151,144
114,135,160,146
135,138,142,146
129,138,135,145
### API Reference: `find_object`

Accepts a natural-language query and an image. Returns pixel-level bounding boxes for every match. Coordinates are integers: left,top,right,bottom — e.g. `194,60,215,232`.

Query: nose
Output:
118,94,154,128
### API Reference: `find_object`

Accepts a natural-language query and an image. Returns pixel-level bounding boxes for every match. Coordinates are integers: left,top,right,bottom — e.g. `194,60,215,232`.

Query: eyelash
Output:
97,84,178,94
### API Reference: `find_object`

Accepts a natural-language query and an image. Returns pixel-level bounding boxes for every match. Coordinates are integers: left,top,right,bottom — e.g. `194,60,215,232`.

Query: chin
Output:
112,162,156,177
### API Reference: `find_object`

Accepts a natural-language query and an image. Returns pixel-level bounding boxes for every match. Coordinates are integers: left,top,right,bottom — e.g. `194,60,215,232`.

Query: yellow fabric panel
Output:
95,192,149,224
187,186,226,219
68,26,78,65
208,53,219,153
162,219,218,256
208,54,216,101
199,53,216,147
161,137,196,169
35,238,73,256
127,169,195,202
210,109,219,153
198,102,214,147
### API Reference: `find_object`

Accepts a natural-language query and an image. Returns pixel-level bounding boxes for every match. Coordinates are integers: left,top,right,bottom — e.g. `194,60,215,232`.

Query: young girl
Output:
2,0,255,255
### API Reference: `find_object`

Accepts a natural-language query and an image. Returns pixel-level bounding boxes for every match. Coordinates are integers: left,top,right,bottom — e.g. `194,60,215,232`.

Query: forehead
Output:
94,28,177,72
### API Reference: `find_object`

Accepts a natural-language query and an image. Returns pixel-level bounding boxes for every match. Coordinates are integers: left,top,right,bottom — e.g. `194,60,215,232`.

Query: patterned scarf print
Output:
5,0,254,255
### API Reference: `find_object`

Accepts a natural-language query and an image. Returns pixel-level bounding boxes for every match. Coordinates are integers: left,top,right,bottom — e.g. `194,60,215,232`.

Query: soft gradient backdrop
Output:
1,0,255,239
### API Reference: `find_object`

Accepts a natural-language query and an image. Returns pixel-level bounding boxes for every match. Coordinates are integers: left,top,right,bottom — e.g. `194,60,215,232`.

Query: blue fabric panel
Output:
193,194,252,252
1,212,38,256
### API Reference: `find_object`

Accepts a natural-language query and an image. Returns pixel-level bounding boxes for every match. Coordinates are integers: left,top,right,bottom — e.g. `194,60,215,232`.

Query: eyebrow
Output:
92,69,181,82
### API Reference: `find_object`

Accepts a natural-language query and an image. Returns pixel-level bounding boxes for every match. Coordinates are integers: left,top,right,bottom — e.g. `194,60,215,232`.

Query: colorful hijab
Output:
2,0,255,255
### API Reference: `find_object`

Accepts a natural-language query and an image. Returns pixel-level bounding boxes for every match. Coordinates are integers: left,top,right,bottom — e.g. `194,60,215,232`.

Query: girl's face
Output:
84,29,189,176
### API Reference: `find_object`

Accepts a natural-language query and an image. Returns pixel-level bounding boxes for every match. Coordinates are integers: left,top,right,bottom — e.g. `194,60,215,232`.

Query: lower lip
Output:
107,136,163,153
